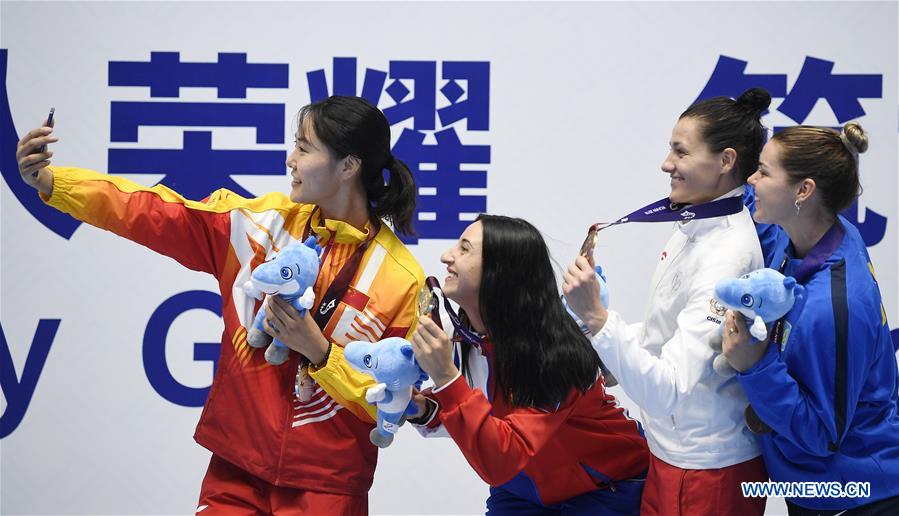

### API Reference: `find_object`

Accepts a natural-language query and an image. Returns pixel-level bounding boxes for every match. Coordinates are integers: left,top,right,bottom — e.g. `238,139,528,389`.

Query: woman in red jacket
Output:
410,215,649,514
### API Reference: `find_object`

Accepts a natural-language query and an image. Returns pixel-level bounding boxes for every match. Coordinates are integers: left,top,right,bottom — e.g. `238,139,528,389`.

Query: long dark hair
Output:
468,215,601,409
298,96,417,235
680,87,771,181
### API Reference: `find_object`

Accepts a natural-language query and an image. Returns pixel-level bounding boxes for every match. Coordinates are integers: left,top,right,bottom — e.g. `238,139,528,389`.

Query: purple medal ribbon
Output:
420,276,485,347
598,195,744,230
422,276,486,347
442,295,486,347
580,194,745,265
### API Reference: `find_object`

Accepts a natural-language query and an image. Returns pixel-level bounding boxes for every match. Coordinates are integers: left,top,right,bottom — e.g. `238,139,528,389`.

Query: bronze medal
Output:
745,405,772,434
580,224,600,265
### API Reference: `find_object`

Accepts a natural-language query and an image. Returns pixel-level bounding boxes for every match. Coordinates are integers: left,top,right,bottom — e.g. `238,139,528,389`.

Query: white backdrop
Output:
1,1,896,515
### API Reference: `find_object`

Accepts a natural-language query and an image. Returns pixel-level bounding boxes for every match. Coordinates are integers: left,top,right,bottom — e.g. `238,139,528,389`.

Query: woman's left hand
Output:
562,256,608,335
410,316,459,389
264,296,329,364
721,310,769,372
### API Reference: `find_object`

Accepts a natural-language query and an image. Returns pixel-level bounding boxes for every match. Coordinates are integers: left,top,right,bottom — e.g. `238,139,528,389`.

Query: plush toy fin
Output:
366,383,388,403
297,286,316,310
243,280,264,300
749,316,768,341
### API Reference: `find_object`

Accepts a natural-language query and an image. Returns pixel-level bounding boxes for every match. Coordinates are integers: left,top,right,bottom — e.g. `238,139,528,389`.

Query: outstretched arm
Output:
17,121,272,276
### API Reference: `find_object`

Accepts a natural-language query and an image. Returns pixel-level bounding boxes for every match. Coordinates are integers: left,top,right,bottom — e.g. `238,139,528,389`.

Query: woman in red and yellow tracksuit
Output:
17,96,424,514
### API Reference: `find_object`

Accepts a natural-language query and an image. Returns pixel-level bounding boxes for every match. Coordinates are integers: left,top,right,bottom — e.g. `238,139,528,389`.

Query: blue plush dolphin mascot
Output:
243,236,321,365
344,337,428,448
709,268,804,377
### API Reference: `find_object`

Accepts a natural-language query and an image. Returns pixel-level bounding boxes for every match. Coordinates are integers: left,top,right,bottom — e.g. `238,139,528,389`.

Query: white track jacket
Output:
592,187,764,469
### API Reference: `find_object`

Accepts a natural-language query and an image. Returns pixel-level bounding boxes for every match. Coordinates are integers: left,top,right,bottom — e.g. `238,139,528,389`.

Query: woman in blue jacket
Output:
723,122,899,515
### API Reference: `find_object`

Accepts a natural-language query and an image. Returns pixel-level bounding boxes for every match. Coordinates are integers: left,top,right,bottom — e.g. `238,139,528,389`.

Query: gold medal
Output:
417,284,438,319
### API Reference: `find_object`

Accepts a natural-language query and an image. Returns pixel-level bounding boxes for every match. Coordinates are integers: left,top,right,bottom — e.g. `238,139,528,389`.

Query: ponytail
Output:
363,155,417,235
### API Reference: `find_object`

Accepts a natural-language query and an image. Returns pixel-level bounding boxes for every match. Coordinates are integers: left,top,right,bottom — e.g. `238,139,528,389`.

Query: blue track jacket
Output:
737,216,899,511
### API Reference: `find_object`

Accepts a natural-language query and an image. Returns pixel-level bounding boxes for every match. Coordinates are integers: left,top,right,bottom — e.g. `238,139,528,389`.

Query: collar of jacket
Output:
307,206,378,245
675,185,745,239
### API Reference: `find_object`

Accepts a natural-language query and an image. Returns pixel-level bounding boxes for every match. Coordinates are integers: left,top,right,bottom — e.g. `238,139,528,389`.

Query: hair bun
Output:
736,87,772,115
842,122,869,154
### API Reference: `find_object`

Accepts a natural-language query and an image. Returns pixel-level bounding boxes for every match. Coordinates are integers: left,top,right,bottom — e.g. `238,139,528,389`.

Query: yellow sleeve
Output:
41,166,294,275
309,345,379,422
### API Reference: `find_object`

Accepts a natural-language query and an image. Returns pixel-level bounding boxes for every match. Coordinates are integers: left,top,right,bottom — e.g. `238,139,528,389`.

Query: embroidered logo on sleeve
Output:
707,298,727,324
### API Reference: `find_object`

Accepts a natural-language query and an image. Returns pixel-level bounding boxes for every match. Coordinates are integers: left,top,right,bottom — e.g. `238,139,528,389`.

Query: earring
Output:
795,199,802,214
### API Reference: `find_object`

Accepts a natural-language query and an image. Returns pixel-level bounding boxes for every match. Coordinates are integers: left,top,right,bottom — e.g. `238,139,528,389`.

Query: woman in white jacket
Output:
564,88,771,515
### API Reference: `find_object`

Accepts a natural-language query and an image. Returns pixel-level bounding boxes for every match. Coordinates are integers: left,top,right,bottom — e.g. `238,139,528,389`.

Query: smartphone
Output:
38,107,55,154
32,108,55,178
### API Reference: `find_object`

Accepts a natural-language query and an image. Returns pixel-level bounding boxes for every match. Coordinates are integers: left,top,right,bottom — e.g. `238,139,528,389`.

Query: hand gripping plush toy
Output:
243,236,321,365
708,268,804,377
344,337,428,448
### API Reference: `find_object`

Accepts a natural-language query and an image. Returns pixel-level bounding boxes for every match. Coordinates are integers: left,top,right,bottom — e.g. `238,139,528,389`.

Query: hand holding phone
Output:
32,108,55,178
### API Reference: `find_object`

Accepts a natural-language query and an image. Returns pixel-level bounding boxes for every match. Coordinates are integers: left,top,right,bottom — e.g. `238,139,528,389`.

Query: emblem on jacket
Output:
319,298,337,315
779,321,793,352
709,298,727,316
670,272,682,292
